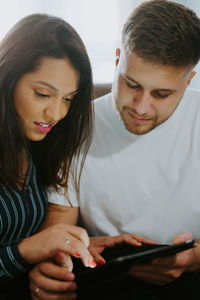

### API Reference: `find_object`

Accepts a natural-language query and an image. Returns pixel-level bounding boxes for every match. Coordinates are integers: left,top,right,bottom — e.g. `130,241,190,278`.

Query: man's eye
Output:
34,90,50,98
126,81,140,89
155,93,170,99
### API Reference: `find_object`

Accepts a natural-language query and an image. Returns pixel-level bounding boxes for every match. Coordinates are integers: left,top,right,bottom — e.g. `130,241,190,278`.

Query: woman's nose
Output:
44,98,69,122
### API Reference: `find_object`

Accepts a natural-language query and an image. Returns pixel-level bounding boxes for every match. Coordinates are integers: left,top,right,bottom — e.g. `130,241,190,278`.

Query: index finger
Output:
64,224,90,248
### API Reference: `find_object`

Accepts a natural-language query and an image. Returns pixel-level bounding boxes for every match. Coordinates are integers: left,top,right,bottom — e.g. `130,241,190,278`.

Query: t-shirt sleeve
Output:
47,161,80,207
47,184,79,207
0,244,32,278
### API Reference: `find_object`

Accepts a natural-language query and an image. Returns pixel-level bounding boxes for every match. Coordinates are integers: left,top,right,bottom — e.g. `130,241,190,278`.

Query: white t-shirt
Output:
49,89,200,244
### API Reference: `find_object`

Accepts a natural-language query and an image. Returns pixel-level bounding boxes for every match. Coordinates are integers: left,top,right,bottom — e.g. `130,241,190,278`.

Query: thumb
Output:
54,252,73,272
173,232,193,245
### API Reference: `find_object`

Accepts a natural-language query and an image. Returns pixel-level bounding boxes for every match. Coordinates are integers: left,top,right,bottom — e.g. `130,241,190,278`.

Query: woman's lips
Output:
128,111,151,124
34,122,53,133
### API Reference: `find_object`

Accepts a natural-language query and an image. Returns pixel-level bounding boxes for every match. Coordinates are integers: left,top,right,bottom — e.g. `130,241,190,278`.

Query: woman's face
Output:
13,57,80,141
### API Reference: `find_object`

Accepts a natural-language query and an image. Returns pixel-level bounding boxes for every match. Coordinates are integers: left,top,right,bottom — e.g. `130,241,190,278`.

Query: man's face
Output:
113,49,195,135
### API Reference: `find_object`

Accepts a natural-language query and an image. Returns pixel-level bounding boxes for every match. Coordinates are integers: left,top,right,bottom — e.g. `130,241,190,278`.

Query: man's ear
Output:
115,48,121,67
187,71,196,86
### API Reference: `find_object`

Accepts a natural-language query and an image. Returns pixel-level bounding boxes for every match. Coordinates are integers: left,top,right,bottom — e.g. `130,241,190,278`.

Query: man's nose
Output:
132,91,151,115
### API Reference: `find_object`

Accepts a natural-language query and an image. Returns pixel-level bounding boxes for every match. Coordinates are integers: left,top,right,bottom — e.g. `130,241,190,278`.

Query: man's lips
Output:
128,111,152,124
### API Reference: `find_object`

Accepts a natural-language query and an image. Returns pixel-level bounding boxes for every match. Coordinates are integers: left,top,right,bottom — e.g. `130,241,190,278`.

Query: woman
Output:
0,13,95,299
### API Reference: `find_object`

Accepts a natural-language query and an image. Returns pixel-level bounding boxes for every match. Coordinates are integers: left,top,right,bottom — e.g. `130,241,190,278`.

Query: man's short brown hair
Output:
122,0,200,68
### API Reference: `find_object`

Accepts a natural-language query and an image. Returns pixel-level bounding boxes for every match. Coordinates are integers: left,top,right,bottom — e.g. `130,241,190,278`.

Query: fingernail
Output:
66,273,75,281
98,260,105,265
85,259,97,268
148,239,156,244
69,282,77,290
75,251,81,257
91,259,97,267
136,241,142,245
87,259,91,267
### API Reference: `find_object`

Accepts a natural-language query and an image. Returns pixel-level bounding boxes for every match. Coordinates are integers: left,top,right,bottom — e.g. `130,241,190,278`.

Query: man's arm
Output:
41,203,79,229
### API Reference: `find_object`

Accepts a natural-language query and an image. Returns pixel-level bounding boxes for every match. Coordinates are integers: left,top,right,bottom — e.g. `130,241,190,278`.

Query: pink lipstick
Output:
34,122,53,133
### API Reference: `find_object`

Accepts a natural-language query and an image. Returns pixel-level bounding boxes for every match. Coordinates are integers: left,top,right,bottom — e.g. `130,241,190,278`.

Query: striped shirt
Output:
0,161,48,278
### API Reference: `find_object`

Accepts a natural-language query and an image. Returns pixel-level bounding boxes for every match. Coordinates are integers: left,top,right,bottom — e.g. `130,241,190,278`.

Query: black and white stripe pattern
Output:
0,163,48,278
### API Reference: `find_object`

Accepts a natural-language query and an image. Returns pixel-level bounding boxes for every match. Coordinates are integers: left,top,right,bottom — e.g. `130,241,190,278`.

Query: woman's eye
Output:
63,97,72,102
34,90,50,98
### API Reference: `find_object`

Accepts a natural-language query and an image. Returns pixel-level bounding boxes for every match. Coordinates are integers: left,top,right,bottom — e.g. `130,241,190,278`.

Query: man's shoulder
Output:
184,88,200,103
94,92,111,109
182,89,200,118
88,93,115,152
178,88,200,136
93,93,113,124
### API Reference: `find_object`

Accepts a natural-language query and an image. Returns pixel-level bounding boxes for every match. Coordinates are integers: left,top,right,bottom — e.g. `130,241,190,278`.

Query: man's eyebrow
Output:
123,74,139,84
124,75,177,93
34,80,79,94
155,88,177,93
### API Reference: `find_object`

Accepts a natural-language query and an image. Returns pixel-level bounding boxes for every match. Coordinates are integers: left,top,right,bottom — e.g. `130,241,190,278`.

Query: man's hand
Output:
129,232,200,286
29,258,77,300
89,234,155,264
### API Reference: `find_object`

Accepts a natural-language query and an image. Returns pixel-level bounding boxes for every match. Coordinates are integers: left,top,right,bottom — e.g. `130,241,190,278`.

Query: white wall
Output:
0,0,199,88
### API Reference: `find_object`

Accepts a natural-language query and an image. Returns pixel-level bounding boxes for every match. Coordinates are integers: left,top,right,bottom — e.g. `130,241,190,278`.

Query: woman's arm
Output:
28,204,81,300
0,202,91,280
0,222,94,281
0,244,32,279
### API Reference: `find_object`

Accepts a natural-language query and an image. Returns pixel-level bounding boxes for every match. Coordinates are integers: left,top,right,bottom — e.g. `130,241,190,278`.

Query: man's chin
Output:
124,122,155,135
120,111,156,135
128,128,152,135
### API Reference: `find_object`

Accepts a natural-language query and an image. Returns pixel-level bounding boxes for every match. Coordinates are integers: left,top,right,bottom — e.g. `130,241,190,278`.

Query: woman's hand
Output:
18,223,96,268
89,234,155,264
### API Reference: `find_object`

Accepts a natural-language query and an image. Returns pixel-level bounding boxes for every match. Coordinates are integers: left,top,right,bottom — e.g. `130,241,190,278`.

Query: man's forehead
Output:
120,51,192,89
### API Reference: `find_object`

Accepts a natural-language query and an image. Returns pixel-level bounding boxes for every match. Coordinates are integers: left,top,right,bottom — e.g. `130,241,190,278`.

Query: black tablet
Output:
74,239,195,290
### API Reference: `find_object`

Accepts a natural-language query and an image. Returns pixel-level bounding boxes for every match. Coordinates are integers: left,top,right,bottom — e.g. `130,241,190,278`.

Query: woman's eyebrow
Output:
34,80,58,91
33,80,79,94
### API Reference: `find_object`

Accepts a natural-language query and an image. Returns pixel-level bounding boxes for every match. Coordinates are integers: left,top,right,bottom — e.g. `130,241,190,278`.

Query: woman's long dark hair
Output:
0,14,93,196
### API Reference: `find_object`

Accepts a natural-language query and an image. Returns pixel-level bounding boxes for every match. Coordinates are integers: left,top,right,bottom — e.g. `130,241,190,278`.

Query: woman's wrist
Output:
18,236,36,264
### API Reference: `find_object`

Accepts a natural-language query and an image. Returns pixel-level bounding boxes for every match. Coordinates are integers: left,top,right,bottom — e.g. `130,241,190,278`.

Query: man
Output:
30,1,200,299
